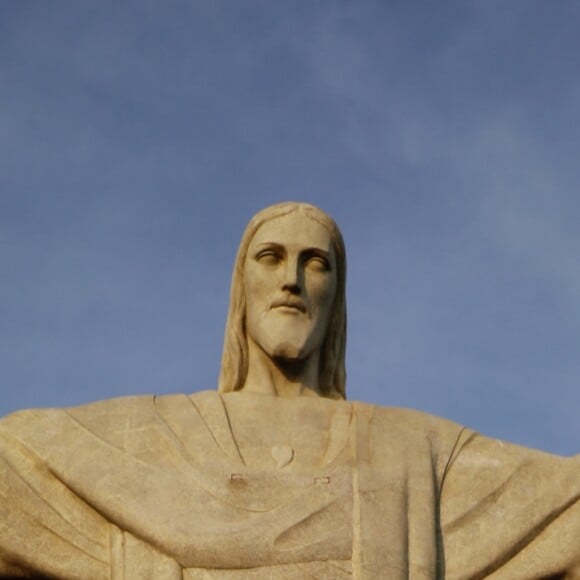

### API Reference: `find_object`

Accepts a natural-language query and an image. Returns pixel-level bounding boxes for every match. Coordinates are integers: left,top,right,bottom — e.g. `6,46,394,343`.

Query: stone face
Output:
0,202,579,578
243,211,337,366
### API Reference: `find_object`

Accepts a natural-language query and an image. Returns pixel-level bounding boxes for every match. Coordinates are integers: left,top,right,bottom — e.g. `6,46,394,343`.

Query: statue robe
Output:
0,391,578,579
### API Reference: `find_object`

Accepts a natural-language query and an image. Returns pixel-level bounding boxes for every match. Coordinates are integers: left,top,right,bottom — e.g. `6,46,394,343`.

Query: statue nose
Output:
281,261,301,294
282,281,301,294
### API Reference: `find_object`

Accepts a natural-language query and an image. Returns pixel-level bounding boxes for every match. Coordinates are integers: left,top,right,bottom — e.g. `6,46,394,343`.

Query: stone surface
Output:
0,202,578,578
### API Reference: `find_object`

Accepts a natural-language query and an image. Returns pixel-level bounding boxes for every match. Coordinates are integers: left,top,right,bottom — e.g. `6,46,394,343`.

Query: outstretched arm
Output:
440,430,580,579
0,411,111,579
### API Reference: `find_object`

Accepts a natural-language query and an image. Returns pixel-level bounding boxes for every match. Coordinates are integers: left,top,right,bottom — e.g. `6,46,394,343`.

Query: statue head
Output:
218,202,347,399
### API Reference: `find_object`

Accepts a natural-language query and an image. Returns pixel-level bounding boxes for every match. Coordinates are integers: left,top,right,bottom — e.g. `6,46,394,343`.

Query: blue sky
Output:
1,2,579,455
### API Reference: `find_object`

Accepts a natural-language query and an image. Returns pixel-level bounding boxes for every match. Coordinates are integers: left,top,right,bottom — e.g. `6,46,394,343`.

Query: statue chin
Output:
250,324,319,363
271,341,307,361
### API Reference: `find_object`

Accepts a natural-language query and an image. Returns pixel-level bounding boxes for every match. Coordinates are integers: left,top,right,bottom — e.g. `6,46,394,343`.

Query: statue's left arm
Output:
440,430,580,579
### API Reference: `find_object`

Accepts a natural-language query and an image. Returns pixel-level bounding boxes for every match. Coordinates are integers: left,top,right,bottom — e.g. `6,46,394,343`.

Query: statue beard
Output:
271,341,305,361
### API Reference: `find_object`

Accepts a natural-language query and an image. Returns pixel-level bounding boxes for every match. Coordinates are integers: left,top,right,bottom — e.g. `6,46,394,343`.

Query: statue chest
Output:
161,394,357,568
84,394,357,569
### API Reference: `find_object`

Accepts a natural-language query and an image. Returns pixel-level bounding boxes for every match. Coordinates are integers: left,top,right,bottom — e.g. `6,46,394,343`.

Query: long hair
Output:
217,202,347,399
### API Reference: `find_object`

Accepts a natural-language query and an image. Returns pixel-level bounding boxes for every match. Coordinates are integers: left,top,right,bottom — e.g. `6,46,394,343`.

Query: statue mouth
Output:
270,298,307,313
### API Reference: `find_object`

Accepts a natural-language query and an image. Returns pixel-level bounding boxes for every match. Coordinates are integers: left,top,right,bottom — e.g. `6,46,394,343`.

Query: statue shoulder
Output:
0,391,217,454
349,401,468,480
354,400,465,439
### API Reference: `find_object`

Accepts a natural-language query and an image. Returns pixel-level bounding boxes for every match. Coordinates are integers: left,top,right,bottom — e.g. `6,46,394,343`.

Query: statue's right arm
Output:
0,410,111,579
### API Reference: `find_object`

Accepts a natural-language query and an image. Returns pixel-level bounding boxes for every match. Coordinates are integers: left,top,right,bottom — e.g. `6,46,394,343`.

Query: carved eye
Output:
305,255,330,272
256,249,281,265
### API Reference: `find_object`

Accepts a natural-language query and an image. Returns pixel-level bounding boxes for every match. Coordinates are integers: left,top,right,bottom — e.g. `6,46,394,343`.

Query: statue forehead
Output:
248,211,334,249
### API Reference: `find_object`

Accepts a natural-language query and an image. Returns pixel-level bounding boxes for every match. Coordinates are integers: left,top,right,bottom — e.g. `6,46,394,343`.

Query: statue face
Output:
244,211,337,362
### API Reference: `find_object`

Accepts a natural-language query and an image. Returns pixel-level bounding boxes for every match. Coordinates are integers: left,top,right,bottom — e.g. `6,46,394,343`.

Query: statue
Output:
0,202,578,579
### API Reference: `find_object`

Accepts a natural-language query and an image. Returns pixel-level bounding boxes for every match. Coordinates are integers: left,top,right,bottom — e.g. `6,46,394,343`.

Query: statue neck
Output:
241,339,322,398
